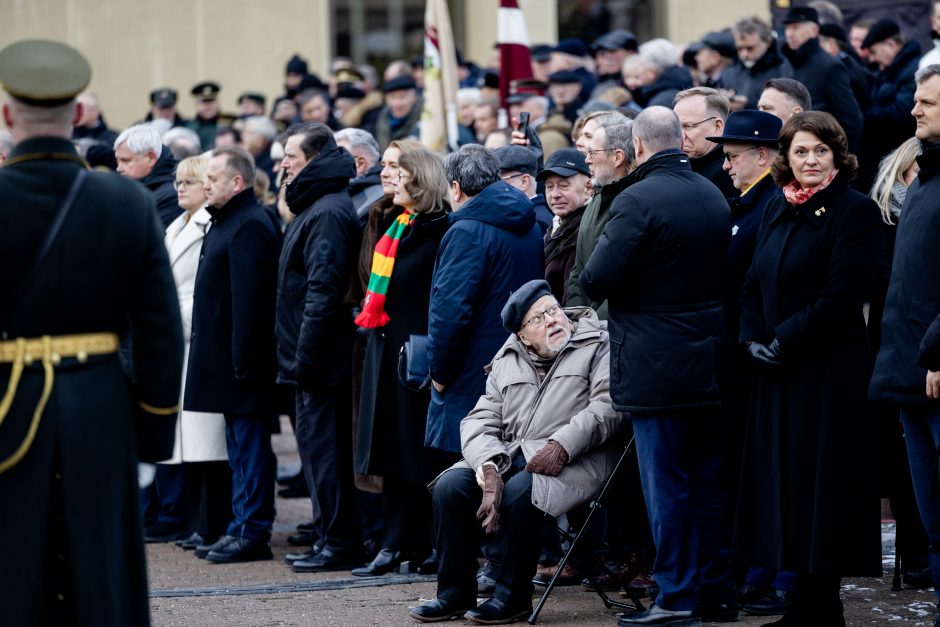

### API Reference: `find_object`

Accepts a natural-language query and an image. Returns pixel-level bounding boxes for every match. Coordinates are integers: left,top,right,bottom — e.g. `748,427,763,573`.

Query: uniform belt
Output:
0,332,119,364
0,332,119,475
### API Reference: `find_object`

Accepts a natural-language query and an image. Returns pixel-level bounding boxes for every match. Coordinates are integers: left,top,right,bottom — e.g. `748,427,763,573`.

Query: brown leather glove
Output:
525,441,569,476
475,464,503,534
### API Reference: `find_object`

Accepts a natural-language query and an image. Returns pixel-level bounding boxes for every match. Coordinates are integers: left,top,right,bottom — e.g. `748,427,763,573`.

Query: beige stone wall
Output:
661,0,771,46
0,0,330,130
458,0,560,68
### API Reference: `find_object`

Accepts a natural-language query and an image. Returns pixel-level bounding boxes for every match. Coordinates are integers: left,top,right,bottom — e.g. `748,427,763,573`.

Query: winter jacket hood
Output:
285,145,357,215
450,180,536,235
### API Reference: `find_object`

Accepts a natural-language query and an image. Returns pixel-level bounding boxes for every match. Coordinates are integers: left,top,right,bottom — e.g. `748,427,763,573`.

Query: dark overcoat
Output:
871,143,940,406
355,209,449,481
0,137,183,626
580,149,730,414
185,188,280,414
140,149,182,228
735,172,883,576
426,181,544,452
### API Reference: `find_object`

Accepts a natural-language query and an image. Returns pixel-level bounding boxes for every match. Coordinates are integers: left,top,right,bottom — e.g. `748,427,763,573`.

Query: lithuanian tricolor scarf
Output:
354,209,416,328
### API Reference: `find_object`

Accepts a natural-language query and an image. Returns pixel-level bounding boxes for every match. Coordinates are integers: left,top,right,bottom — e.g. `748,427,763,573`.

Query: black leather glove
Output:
746,339,784,368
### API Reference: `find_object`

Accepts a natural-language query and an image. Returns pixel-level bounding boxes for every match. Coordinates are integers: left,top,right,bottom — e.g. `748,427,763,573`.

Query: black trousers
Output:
183,461,232,541
295,385,361,551
381,476,433,559
433,454,542,608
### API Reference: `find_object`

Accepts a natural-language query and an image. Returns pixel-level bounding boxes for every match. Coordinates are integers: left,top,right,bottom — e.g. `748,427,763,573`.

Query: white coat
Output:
162,209,228,463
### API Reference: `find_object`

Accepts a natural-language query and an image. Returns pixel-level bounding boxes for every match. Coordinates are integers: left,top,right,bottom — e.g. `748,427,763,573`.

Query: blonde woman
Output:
870,136,921,225
156,155,231,550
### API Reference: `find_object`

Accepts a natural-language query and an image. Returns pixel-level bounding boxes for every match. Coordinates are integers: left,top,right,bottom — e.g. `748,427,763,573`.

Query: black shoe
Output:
176,532,205,550
417,549,438,575
277,481,309,499
409,598,473,623
296,520,316,532
744,589,792,616
194,535,236,559
464,597,531,625
736,583,769,608
276,470,303,486
287,530,319,546
284,543,323,564
292,546,363,572
205,537,273,564
144,522,186,543
616,604,701,626
903,566,933,589
699,600,739,622
351,548,402,576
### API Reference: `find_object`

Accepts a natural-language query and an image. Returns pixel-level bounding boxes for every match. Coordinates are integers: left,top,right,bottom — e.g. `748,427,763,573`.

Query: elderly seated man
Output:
410,280,624,625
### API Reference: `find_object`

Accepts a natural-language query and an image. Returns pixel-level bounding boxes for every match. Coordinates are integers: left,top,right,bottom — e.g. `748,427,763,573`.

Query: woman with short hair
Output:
735,111,883,625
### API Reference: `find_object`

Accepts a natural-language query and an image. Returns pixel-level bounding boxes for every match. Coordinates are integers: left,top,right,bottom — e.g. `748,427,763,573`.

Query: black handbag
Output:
398,334,431,392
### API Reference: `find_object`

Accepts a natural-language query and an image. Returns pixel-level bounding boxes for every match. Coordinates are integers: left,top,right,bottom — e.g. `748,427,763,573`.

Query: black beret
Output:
553,38,589,58
861,19,901,49
819,23,847,43
593,30,638,53
0,39,91,106
501,280,554,333
383,76,417,93
701,31,737,59
782,7,819,25
494,145,539,176
530,44,553,62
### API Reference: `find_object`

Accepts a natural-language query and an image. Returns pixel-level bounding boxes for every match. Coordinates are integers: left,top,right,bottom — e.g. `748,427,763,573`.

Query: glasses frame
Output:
680,116,718,132
723,146,761,162
521,303,563,330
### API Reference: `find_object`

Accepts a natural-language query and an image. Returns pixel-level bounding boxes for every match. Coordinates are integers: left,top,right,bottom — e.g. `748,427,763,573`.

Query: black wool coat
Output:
0,137,183,626
185,188,281,414
871,142,940,406
355,209,449,482
141,149,182,228
690,146,736,200
580,149,730,414
735,172,883,577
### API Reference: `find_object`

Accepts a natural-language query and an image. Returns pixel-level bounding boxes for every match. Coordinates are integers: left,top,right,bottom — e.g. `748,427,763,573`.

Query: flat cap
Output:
819,23,848,43
701,31,737,59
706,110,782,146
536,147,590,181
530,44,553,62
191,81,220,101
547,70,581,85
237,91,266,106
782,7,819,25
553,38,589,58
150,87,177,107
862,19,901,49
494,145,539,175
501,280,554,333
593,30,638,53
0,39,91,106
336,85,366,100
383,76,418,93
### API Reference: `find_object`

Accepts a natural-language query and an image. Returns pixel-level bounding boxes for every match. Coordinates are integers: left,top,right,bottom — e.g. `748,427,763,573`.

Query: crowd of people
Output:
4,1,940,626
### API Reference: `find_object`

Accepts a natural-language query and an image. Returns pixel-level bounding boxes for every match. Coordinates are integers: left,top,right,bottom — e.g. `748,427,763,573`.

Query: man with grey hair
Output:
581,106,734,625
425,144,544,459
334,127,383,219
673,87,735,198
240,115,278,190
115,123,182,227
720,16,793,110
566,115,633,318
629,38,693,109
187,144,281,564
162,126,202,160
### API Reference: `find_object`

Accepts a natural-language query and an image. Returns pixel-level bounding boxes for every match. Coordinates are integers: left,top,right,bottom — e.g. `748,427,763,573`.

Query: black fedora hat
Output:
706,110,781,146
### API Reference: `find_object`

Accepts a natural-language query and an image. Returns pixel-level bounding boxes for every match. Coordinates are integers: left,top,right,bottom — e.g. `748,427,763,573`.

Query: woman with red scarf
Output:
351,147,451,576
734,111,883,626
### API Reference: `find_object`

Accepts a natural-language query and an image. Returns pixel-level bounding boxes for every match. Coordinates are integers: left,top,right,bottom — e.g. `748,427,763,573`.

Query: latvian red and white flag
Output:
498,0,533,111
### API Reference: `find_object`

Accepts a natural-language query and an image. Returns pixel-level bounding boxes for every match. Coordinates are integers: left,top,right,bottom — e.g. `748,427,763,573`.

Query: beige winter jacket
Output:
440,307,624,517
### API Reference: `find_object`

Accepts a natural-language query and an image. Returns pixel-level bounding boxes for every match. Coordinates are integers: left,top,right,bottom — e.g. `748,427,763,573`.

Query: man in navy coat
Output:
185,145,281,563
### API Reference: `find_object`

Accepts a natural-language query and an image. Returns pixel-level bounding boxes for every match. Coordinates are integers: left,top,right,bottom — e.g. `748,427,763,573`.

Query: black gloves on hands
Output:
746,338,784,368
476,465,503,534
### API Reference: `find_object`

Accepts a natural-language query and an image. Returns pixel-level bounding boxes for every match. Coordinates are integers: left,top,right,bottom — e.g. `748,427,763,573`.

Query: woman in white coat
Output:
164,155,231,550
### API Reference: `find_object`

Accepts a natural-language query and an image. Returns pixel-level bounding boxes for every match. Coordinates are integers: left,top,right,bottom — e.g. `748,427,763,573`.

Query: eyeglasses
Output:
584,148,615,158
723,147,760,162
398,172,412,183
174,179,199,189
501,172,526,181
522,303,563,329
680,116,717,132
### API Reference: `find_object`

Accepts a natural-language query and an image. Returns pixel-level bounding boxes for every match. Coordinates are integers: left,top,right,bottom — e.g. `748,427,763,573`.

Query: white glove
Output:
137,463,157,489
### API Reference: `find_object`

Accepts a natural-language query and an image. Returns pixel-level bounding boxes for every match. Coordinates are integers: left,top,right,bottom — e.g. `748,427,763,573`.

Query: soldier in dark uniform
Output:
188,81,222,151
0,39,184,626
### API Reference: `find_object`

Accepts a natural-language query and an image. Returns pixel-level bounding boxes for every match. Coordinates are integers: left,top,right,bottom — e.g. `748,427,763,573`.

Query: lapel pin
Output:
815,206,826,217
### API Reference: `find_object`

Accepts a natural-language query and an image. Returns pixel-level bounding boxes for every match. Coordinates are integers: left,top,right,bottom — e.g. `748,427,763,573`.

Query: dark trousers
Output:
295,386,361,551
140,463,185,529
382,476,432,559
224,413,276,541
433,454,542,609
632,412,733,611
900,405,940,604
183,461,232,541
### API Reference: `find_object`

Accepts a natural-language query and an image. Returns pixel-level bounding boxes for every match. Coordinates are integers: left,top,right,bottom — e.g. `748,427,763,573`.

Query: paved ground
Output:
147,421,939,626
